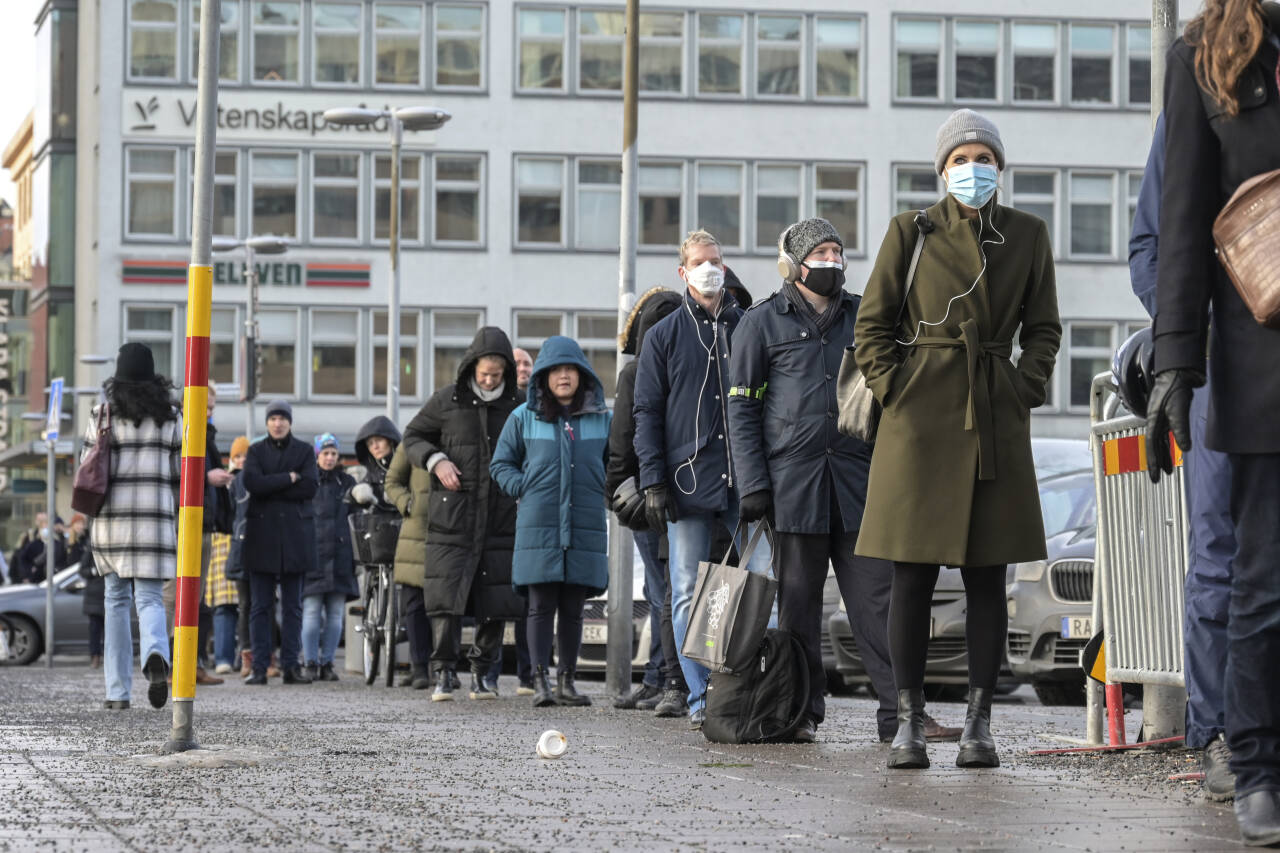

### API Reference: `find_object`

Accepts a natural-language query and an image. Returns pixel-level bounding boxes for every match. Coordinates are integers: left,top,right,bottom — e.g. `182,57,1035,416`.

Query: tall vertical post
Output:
1151,0,1178,128
244,243,257,439
386,117,403,421
44,439,56,668
163,0,220,755
605,0,640,698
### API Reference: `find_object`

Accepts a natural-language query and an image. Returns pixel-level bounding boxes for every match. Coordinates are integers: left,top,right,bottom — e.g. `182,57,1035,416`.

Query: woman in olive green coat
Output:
854,110,1061,771
384,443,435,688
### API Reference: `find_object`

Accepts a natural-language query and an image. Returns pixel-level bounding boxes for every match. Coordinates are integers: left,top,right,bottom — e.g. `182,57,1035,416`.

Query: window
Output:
258,309,297,395
514,311,563,365
576,160,621,249
755,163,801,251
126,147,178,239
577,9,681,93
578,9,622,91
517,7,566,91
1011,170,1058,251
1127,25,1151,105
695,162,743,248
125,306,176,379
312,153,360,241
1070,24,1115,105
191,0,240,82
577,313,617,399
251,151,299,237
435,155,482,244
188,150,238,238
373,311,419,398
954,20,1000,101
640,12,684,93
374,154,421,242
1012,21,1057,103
697,12,743,95
433,310,483,393
756,15,801,97
435,4,484,88
1068,323,1114,408
310,310,359,397
814,17,861,99
1069,172,1115,257
313,2,362,86
639,162,682,247
1127,170,1144,231
893,165,941,215
374,3,423,86
515,157,565,245
129,0,179,80
814,164,861,253
252,1,301,83
210,307,239,385
896,18,941,99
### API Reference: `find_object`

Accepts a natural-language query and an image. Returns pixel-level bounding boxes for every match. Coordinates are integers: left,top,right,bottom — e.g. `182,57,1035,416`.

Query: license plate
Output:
1061,616,1093,639
582,624,608,644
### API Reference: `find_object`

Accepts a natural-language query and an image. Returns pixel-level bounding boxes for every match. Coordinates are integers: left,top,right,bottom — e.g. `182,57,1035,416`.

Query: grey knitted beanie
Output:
783,217,843,264
264,399,293,424
934,109,1006,175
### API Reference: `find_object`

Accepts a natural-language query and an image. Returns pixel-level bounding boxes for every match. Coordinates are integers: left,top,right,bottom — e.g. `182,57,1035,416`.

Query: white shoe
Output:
214,663,233,675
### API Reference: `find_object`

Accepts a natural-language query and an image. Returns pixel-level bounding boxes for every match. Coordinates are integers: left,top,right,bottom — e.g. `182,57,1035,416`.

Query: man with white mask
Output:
633,229,772,729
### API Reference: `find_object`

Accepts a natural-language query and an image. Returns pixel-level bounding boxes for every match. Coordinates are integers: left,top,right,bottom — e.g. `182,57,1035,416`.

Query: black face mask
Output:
801,264,846,298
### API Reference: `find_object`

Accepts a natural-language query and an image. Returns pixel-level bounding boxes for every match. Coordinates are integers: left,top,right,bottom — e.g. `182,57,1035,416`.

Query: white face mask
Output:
683,261,725,296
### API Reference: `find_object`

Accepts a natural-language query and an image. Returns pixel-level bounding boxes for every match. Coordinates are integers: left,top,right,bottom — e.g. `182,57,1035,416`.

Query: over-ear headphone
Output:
776,223,848,284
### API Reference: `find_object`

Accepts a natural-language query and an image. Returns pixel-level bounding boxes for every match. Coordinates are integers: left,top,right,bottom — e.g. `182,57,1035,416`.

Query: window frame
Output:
752,160,804,254
637,159,686,250
371,151,424,247
812,161,865,257
430,308,487,396
574,158,623,250
188,148,241,240
190,0,242,83
256,306,301,399
373,1,427,89
891,163,943,216
1124,22,1152,108
951,17,1003,104
1009,19,1060,105
125,145,181,241
248,149,301,239
754,13,805,100
433,152,486,248
1066,169,1118,260
128,0,181,83
694,10,746,99
513,154,568,249
573,310,620,400
209,304,242,388
1067,21,1117,108
122,304,179,379
434,2,488,92
309,150,363,245
307,308,362,400
371,308,423,402
893,15,944,104
1009,167,1061,256
511,309,566,366
637,10,686,97
812,14,866,103
1066,321,1117,412
514,5,569,94
249,0,304,87
310,0,365,89
693,160,746,252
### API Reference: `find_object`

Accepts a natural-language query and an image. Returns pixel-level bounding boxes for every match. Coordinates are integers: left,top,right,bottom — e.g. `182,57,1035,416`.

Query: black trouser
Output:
87,613,104,657
774,527,896,733
431,614,504,674
401,586,433,667
1226,453,1280,795
250,572,303,673
660,568,683,688
237,576,278,656
198,602,214,668
527,582,589,673
889,563,1005,693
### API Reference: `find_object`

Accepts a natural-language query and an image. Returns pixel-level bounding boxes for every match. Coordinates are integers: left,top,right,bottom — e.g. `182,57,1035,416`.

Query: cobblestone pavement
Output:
0,657,1243,852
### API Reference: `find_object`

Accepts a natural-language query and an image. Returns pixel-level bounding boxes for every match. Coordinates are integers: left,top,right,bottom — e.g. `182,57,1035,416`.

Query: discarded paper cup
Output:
536,730,568,759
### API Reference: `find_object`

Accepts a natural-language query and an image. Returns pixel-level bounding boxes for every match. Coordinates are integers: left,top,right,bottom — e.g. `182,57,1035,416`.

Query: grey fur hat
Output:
934,109,1005,175
783,217,843,264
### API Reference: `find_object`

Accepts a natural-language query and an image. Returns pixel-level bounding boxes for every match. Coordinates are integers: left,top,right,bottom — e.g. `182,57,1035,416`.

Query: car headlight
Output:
1007,597,1017,620
1013,560,1047,583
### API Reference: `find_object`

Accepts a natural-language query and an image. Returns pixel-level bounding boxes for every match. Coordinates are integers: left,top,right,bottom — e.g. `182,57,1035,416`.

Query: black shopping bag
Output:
680,520,777,674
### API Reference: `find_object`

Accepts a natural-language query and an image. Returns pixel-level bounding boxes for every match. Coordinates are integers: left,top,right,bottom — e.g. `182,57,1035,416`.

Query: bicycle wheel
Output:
383,570,398,688
361,569,381,686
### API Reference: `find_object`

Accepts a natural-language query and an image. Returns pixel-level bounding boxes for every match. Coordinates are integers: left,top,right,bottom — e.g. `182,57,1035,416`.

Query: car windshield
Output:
1038,471,1096,538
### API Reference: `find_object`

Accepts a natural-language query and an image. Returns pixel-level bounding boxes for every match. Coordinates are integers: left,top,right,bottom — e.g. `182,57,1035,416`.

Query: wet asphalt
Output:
0,657,1245,852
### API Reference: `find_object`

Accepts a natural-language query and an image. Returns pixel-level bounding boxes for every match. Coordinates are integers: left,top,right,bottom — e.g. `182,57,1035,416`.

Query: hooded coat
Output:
490,336,612,595
402,328,526,618
383,443,430,588
305,461,358,600
853,196,1061,566
348,416,402,509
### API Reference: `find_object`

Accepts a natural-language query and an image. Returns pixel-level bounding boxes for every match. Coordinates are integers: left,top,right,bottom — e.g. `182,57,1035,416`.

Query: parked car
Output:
0,564,137,665
576,540,652,676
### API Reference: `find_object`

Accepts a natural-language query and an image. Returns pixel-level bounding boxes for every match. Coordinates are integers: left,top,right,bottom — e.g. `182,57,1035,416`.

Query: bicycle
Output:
356,562,398,686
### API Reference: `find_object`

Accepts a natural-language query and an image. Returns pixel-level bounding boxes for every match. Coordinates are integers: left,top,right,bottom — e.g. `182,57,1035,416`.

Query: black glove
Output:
1145,368,1202,483
738,490,773,524
644,485,676,533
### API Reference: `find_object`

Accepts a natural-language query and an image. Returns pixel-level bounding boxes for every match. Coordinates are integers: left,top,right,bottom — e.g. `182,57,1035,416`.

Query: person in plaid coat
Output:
204,532,237,673
84,343,183,710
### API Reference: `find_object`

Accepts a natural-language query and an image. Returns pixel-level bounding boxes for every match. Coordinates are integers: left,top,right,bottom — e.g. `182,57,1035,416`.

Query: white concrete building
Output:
74,0,1155,446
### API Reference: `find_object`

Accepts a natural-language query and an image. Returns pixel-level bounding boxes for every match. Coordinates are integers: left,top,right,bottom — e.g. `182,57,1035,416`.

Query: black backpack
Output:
702,629,810,744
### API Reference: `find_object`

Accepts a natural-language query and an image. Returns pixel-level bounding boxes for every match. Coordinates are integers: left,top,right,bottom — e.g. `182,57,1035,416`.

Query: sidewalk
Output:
0,657,1243,852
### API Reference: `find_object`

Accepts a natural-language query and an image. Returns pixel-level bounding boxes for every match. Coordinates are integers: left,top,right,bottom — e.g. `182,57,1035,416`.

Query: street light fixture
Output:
212,235,290,437
322,105,452,419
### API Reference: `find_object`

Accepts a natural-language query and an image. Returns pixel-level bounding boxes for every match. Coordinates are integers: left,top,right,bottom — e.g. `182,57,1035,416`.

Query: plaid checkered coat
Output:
83,404,183,580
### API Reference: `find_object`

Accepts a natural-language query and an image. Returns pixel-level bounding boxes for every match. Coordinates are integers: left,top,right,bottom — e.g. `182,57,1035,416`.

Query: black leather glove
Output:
644,485,676,533
738,490,773,524
1145,368,1202,484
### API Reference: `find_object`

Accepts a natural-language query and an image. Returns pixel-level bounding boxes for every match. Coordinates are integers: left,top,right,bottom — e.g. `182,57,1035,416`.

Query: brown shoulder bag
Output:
72,403,112,516
1213,166,1280,329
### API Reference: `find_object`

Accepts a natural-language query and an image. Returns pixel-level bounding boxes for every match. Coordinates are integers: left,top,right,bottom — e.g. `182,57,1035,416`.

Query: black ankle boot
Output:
532,666,556,708
956,687,999,768
556,667,591,706
888,688,929,769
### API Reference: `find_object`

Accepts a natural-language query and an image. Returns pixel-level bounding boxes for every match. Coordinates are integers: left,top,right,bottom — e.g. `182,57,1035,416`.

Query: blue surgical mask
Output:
946,162,999,209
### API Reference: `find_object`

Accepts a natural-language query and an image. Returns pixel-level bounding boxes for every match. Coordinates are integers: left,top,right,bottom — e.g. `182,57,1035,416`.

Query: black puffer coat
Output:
305,465,358,600
402,327,525,618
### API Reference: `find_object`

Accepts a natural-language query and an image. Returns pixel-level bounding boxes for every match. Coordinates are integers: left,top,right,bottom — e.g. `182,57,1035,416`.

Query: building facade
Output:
75,0,1155,446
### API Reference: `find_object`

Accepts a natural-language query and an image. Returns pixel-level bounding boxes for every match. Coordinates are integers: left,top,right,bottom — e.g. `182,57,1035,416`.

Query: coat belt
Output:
912,319,1013,481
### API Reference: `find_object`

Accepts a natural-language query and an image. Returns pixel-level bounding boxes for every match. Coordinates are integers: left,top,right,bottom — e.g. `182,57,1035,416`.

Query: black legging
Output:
888,563,1006,692
526,582,589,673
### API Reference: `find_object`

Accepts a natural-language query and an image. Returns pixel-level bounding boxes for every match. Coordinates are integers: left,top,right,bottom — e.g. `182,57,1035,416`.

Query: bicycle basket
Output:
349,511,402,565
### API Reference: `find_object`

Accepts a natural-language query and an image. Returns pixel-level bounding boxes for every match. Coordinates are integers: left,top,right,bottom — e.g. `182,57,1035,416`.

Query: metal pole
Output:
44,439,55,669
163,0,220,755
605,0,640,699
386,117,402,421
244,243,257,439
1151,0,1178,129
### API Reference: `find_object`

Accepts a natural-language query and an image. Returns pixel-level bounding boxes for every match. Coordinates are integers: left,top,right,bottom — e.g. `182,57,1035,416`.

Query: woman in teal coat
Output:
490,336,611,708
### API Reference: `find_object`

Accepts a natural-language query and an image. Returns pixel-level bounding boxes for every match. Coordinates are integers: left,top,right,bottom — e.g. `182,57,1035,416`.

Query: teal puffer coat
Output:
490,336,612,596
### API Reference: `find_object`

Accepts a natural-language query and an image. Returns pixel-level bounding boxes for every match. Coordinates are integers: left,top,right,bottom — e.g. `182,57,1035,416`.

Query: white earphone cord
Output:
895,208,1006,348
673,298,722,497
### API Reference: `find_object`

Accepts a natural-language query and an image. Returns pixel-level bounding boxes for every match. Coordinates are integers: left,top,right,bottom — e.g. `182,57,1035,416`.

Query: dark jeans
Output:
487,605,532,683
213,604,238,668
87,613,104,657
431,614,504,674
1226,452,1280,795
635,528,666,688
237,576,279,659
402,586,433,667
527,582,589,673
660,573,683,688
775,527,896,733
1184,381,1233,749
250,572,303,674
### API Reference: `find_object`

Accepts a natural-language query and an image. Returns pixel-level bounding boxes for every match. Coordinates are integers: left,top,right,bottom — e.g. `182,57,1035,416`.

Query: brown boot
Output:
195,667,225,685
241,650,253,676
90,655,103,669
923,711,963,742
266,654,281,678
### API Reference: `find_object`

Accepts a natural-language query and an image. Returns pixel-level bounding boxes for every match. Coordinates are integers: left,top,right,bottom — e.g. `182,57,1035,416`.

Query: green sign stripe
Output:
123,266,187,277
307,270,370,282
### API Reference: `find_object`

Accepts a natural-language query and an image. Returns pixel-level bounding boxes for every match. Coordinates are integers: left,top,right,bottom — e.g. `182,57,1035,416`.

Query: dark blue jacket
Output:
226,468,249,581
305,465,358,600
1128,112,1165,319
728,289,873,535
633,291,744,517
490,336,612,595
242,433,319,576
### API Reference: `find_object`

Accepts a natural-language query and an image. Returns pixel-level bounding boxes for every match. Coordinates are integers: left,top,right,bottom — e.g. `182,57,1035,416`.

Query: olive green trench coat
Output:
383,444,431,588
853,196,1061,567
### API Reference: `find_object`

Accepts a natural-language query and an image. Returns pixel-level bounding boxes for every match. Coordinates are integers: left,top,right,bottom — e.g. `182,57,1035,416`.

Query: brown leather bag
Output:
1213,167,1280,329
71,403,112,516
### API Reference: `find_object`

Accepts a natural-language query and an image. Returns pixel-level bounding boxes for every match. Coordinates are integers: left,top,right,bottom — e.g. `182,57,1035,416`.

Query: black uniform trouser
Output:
431,614,503,674
774,527,896,734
